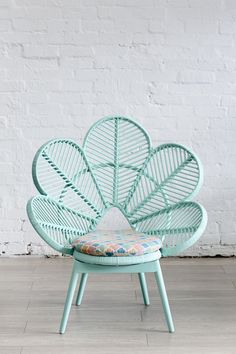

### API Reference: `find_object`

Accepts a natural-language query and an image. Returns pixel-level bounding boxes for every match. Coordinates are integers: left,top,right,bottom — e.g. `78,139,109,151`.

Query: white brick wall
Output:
0,0,235,256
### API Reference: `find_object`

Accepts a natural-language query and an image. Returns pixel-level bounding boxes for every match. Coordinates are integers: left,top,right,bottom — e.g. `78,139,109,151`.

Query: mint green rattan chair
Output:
27,116,207,334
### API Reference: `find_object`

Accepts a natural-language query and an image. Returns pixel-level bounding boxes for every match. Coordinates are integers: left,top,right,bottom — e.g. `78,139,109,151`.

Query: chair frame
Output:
27,116,207,334
59,258,174,334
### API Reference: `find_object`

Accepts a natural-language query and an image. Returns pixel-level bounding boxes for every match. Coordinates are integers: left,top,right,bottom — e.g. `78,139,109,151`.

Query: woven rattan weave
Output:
27,116,207,334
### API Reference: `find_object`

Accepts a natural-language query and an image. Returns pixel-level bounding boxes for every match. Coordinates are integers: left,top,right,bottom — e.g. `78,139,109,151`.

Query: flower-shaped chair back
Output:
29,116,206,256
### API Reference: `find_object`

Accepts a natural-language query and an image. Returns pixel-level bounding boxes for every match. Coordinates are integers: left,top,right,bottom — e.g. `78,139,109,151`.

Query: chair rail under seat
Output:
72,256,160,273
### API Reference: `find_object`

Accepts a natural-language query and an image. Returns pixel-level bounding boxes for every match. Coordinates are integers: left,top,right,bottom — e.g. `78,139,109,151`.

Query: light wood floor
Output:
0,257,236,354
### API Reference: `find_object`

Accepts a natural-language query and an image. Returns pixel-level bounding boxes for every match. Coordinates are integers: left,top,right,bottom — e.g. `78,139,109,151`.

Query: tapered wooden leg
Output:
59,262,79,334
138,273,150,306
154,260,175,333
76,273,88,306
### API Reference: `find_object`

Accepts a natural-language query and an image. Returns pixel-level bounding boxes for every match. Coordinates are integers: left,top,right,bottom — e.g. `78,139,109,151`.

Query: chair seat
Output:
71,229,162,257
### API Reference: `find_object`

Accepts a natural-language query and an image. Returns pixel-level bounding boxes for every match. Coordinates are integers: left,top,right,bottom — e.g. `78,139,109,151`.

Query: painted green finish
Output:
155,261,175,333
138,272,150,306
76,273,88,306
60,259,173,334
59,261,79,334
27,116,207,334
70,257,159,274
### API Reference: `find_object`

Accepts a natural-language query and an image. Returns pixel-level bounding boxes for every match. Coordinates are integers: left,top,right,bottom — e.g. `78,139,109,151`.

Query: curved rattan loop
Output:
124,143,203,220
27,195,98,254
32,139,106,218
83,116,151,207
27,116,207,256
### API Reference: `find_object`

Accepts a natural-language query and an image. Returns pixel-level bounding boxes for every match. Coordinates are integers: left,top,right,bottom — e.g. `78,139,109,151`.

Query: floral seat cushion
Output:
72,230,162,257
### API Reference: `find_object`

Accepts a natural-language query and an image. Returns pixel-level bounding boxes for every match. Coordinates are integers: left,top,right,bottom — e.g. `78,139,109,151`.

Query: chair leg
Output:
154,260,175,333
138,273,150,306
59,261,79,334
76,273,88,306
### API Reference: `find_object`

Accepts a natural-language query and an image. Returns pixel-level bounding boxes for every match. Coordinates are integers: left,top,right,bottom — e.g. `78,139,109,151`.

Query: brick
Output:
59,45,93,57
149,21,164,33
178,70,216,84
23,45,58,58
47,19,81,32
62,79,93,92
81,19,114,33
0,19,11,31
27,103,62,115
12,19,47,32
61,57,94,69
60,6,97,19
185,18,218,34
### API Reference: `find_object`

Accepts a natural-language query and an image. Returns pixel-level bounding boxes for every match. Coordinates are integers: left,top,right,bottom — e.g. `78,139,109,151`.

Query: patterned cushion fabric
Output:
72,230,162,257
